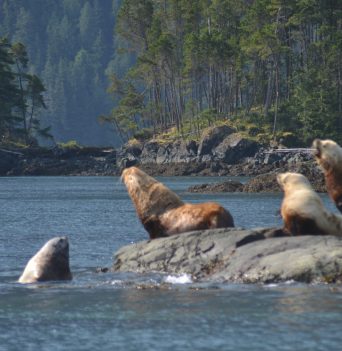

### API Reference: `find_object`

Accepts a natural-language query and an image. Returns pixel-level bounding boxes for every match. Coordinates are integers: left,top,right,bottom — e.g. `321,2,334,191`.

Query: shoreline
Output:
0,125,326,194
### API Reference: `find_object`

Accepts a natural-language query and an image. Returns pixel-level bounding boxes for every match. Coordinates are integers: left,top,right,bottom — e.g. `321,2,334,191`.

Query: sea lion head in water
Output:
312,138,342,213
121,167,234,239
18,237,72,284
277,172,342,236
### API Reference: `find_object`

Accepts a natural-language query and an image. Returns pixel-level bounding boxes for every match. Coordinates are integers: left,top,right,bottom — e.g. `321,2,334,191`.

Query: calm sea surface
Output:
1,176,341,351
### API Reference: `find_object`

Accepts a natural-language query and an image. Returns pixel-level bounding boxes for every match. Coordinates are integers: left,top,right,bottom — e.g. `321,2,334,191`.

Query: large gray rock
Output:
112,228,342,283
140,141,159,164
188,180,244,193
212,133,259,164
197,125,235,156
155,140,198,164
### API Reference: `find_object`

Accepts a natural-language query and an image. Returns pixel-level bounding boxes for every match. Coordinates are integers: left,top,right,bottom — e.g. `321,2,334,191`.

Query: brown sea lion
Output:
18,237,72,283
277,172,342,236
312,139,342,213
121,167,234,239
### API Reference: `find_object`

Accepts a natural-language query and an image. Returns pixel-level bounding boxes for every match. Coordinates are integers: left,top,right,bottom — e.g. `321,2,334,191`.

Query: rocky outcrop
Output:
212,133,259,164
197,125,235,156
0,147,118,176
188,180,244,193
116,127,263,170
243,173,280,192
115,127,319,178
187,160,326,193
112,228,342,284
243,167,325,193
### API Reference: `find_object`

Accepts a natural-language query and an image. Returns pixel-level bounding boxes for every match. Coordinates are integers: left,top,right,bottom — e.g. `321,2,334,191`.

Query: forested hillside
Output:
0,38,49,144
0,0,130,146
109,0,342,145
0,0,341,147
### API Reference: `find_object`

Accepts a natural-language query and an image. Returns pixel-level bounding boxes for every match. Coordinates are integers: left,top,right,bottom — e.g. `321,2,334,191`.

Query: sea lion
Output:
121,167,234,239
277,172,342,236
312,138,342,213
18,237,72,283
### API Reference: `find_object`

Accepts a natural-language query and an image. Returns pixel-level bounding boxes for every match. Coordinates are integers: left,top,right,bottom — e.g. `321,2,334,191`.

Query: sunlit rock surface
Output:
113,228,342,284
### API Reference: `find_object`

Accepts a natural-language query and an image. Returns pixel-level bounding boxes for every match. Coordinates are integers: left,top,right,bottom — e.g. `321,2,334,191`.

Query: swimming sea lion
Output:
312,138,342,213
18,236,72,283
121,167,234,239
277,172,342,236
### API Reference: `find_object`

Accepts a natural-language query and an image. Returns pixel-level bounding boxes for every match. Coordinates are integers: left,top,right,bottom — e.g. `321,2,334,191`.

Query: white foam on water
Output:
109,280,124,286
164,273,192,284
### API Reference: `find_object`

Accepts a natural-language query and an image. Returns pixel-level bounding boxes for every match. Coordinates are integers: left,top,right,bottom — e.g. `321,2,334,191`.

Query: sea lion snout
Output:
276,173,286,187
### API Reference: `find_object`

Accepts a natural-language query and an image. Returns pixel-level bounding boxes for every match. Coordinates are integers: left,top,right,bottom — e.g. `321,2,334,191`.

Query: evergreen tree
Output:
0,38,19,139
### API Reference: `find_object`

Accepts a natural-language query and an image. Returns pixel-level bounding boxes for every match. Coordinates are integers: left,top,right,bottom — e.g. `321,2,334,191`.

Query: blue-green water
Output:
1,177,342,351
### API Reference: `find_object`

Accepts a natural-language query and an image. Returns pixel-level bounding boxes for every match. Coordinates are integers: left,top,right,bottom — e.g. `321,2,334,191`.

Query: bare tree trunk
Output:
264,61,274,116
272,61,279,139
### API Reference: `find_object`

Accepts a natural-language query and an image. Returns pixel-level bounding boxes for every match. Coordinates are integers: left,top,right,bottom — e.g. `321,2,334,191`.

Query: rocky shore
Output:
0,126,325,194
188,162,326,194
112,228,342,284
0,147,118,176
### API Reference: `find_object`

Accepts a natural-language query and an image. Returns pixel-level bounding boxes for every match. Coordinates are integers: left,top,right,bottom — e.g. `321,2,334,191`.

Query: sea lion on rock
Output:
18,237,72,283
312,139,342,213
277,172,342,236
121,166,234,239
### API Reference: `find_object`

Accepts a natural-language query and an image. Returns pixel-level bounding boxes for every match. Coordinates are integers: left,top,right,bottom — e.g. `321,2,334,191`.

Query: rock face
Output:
243,173,281,193
186,161,326,193
212,133,259,164
113,228,342,283
114,129,320,179
197,125,235,156
116,127,261,170
188,180,244,193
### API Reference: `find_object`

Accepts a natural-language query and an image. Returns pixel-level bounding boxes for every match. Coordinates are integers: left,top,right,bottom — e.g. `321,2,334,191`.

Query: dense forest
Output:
0,0,341,147
0,0,130,146
0,38,48,144
110,0,342,145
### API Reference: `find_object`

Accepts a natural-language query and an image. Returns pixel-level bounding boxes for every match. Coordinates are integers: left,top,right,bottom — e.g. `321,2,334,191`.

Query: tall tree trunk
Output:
264,62,274,116
272,61,279,139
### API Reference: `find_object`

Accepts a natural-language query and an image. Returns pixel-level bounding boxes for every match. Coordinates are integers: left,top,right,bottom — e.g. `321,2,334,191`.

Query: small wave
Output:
265,280,296,288
164,274,192,284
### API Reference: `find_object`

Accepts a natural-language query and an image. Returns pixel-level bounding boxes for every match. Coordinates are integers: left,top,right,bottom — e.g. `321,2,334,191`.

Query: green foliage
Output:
0,37,48,144
0,37,19,137
57,140,81,149
2,0,341,146
133,128,153,141
0,0,124,146
113,0,342,146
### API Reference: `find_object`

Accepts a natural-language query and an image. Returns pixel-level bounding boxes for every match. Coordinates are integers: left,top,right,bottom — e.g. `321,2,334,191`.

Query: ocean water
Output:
1,176,342,351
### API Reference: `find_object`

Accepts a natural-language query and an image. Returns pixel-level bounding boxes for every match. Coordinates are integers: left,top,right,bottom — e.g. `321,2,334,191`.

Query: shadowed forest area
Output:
0,0,129,146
